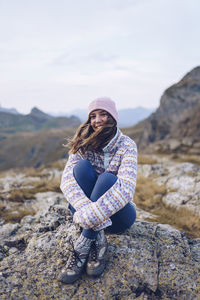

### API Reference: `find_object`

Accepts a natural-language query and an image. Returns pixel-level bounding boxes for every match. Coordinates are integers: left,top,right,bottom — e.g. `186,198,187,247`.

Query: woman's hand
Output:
73,210,90,229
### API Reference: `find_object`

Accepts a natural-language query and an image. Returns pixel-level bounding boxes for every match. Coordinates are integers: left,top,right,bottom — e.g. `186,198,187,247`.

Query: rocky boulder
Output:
0,194,199,299
138,158,200,217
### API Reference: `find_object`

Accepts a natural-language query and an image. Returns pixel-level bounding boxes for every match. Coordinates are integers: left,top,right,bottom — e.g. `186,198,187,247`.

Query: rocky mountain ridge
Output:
126,66,200,154
0,107,80,134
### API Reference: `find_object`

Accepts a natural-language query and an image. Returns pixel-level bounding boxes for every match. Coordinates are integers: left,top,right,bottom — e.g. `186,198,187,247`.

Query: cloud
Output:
0,0,200,113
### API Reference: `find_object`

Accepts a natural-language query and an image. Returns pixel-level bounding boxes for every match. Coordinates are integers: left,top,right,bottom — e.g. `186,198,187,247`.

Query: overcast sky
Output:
0,0,200,114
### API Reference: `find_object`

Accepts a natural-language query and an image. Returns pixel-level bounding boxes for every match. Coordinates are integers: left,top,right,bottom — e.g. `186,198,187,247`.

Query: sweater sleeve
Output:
73,142,137,230
60,152,113,230
60,152,92,211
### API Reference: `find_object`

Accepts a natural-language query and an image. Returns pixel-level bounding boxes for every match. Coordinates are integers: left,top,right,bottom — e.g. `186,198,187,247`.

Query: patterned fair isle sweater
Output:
60,129,137,231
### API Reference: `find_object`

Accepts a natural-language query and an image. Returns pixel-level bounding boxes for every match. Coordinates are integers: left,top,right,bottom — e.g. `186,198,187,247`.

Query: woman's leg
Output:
90,172,136,234
106,203,136,234
85,172,136,277
68,159,97,215
72,160,99,239
72,162,136,234
73,159,97,198
68,159,97,218
58,160,98,284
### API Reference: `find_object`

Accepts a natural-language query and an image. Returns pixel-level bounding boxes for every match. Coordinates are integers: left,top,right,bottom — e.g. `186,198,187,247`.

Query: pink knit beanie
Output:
88,97,118,123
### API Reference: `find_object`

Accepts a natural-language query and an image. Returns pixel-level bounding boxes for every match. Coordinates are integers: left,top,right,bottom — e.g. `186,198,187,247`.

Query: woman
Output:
58,97,137,284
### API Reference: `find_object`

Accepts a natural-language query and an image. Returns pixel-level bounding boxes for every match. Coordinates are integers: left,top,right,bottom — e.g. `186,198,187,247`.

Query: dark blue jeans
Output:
69,160,136,239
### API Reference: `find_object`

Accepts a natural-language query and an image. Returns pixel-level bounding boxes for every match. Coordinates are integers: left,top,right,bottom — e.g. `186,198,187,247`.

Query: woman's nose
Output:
95,115,101,122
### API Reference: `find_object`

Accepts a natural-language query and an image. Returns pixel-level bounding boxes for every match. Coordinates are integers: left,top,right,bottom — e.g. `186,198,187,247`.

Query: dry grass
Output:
32,177,61,193
1,167,62,222
41,160,65,171
138,155,158,165
135,175,200,238
20,160,64,178
135,175,167,210
8,177,61,202
9,189,36,202
149,205,200,239
171,154,200,166
0,202,35,223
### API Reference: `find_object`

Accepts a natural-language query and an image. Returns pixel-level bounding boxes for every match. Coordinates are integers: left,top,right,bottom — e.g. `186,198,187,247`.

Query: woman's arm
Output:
73,141,137,230
61,152,113,229
60,153,92,211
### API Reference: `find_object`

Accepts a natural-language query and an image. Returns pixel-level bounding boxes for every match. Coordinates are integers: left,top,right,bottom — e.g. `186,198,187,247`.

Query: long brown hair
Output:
67,112,117,154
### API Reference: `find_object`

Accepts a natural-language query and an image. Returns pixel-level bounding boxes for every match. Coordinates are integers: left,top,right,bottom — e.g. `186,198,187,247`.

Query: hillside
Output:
0,128,75,171
0,106,19,114
0,107,80,134
123,66,200,154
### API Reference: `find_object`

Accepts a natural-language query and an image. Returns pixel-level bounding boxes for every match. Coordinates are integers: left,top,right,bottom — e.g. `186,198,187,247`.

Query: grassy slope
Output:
0,128,75,171
0,111,80,133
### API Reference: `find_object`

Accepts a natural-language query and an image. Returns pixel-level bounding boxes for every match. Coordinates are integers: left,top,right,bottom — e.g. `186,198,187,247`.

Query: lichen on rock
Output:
0,196,200,299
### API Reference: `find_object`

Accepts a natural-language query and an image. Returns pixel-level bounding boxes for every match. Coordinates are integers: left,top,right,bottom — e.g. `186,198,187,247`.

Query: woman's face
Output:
90,109,108,131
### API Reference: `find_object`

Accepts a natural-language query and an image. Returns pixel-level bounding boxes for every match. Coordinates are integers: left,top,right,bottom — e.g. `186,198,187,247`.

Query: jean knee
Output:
98,172,117,185
73,160,92,178
74,159,91,171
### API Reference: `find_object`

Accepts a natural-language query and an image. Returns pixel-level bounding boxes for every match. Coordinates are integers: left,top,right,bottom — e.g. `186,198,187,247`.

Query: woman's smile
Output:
90,109,108,131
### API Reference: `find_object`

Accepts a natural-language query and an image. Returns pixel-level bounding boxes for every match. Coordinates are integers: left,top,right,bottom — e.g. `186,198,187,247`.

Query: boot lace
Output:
90,241,98,262
67,237,83,268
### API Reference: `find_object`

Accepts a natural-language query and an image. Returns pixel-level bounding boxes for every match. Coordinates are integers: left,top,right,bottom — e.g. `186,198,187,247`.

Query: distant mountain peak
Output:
31,107,42,113
29,107,53,121
0,107,19,115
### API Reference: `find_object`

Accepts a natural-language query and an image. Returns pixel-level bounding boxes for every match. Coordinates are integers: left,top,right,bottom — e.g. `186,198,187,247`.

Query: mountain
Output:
0,128,75,171
118,107,155,127
0,107,81,134
67,109,88,122
0,106,19,114
66,106,155,127
1,66,199,171
123,66,200,154
28,107,53,122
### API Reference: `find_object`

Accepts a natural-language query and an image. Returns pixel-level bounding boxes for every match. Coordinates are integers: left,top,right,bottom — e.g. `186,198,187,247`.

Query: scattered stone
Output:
138,159,200,216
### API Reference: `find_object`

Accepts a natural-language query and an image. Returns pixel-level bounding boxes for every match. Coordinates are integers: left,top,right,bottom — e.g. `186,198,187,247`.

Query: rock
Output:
126,66,200,154
0,223,21,241
182,138,194,147
33,192,64,217
188,147,200,155
0,160,199,298
138,159,200,216
0,202,199,299
136,207,157,220
193,142,200,148
168,139,181,151
8,247,18,255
